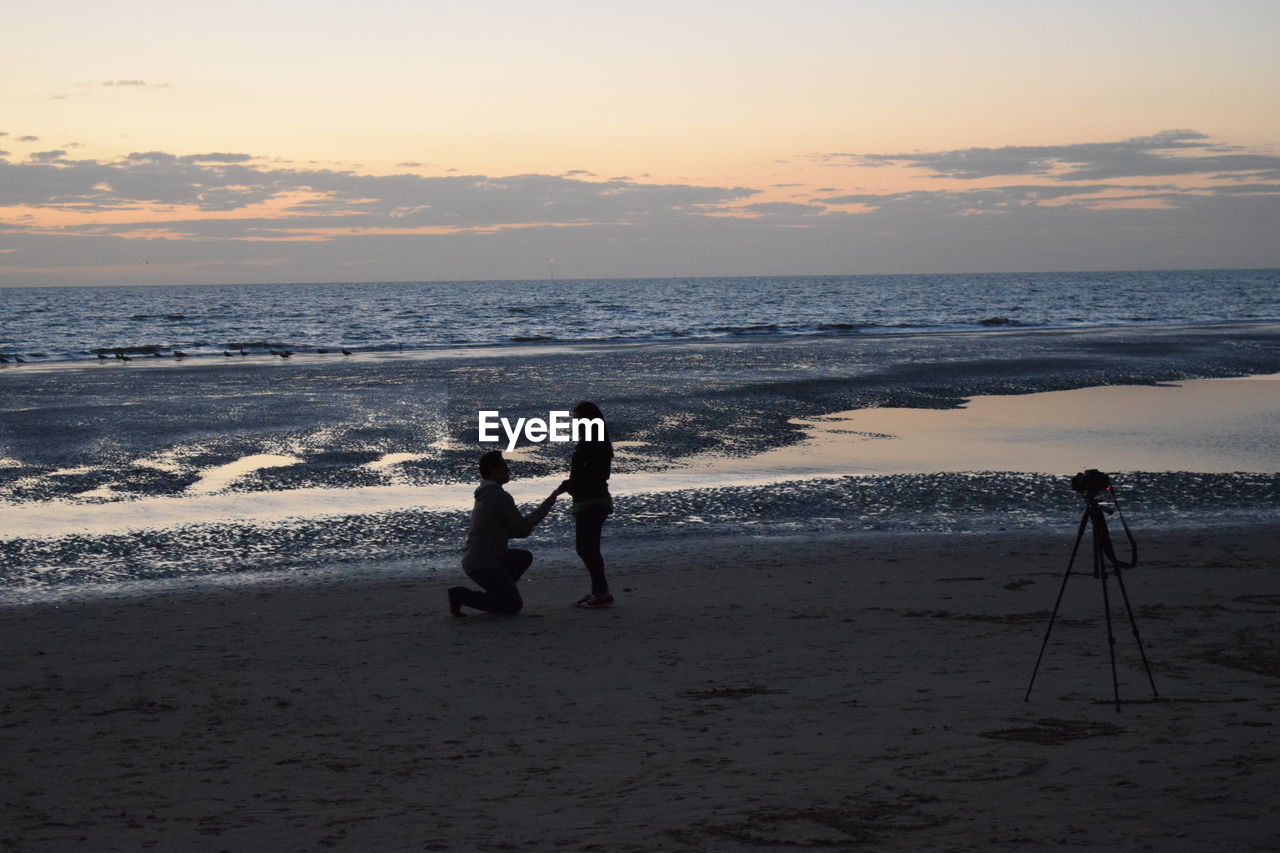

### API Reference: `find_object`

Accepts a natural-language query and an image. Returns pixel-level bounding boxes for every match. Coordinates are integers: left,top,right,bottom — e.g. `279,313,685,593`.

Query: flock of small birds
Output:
0,347,360,366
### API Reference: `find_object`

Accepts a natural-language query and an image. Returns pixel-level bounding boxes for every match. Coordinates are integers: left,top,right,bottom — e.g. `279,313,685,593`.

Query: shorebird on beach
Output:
174,351,188,359
341,348,352,356
238,348,248,356
316,348,330,354
97,353,109,361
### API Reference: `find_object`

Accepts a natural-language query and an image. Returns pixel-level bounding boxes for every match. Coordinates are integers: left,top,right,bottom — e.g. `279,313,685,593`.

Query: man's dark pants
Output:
456,549,533,614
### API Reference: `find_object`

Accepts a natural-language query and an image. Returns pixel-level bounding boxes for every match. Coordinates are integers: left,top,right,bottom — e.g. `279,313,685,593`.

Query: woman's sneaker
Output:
574,593,615,608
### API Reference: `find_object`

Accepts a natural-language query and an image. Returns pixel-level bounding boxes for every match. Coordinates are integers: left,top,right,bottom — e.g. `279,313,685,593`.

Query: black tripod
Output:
1025,481,1158,712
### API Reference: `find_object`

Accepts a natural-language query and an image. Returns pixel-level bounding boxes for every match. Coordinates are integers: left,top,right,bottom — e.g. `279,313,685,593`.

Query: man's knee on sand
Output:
490,571,525,614
505,548,534,580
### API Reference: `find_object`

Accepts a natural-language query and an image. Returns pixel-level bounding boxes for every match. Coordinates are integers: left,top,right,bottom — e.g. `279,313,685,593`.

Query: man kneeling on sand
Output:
448,450,563,616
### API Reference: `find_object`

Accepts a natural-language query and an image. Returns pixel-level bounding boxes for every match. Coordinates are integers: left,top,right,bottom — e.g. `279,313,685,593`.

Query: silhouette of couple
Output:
447,401,614,616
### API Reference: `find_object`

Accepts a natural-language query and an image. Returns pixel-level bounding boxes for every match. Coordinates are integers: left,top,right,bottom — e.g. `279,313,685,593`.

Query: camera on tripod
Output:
1070,468,1112,495
1026,467,1157,711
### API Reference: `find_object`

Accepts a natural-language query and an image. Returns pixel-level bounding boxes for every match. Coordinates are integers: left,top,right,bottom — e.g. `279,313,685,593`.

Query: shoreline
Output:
3,523,1277,850
4,468,1278,608
3,514,1276,609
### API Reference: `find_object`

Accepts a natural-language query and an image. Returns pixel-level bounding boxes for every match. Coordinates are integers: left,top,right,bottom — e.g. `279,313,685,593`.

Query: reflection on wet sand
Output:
3,376,1277,541
364,452,431,471
786,375,1280,476
186,454,303,495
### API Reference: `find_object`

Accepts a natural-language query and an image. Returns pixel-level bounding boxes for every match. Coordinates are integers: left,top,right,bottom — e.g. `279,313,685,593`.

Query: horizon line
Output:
3,265,1278,290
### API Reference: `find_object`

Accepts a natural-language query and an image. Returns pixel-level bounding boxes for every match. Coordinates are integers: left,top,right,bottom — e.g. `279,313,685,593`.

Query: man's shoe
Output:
575,593,614,608
447,586,467,617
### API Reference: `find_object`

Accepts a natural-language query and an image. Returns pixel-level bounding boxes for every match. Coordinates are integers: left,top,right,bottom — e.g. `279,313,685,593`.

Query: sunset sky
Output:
3,0,1279,285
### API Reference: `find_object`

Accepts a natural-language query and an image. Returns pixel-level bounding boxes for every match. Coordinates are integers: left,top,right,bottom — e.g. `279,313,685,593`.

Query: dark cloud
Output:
120,151,253,165
1220,170,1280,182
1200,182,1280,196
821,184,1154,210
18,136,39,143
0,153,757,224
741,201,827,216
187,153,254,164
102,80,167,87
830,130,1280,182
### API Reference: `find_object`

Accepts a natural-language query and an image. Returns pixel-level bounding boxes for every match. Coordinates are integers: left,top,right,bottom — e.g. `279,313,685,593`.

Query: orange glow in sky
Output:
3,1,1279,283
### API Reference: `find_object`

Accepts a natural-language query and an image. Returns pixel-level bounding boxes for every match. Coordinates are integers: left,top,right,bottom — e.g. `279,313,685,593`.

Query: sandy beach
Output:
3,523,1277,851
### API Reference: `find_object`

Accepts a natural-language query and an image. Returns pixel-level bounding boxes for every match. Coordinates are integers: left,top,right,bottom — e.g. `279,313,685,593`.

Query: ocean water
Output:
1,270,1277,362
2,272,1279,603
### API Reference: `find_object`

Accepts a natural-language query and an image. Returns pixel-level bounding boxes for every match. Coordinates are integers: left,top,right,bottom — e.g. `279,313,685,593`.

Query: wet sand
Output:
3,524,1277,851
4,372,1278,602
7,372,1280,537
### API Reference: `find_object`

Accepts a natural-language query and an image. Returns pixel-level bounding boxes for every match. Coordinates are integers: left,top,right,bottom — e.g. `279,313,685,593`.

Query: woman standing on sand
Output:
561,401,615,608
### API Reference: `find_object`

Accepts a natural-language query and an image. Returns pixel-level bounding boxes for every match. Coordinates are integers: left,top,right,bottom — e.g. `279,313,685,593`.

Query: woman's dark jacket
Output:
564,438,613,502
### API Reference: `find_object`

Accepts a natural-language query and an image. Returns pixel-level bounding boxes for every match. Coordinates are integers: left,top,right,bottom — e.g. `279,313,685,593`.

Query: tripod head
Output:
1071,468,1117,513
1071,468,1111,497
1068,469,1136,569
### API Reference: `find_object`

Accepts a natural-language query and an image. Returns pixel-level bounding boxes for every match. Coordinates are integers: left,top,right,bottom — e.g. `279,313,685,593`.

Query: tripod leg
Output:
1097,532,1121,713
1025,508,1090,702
1112,567,1159,699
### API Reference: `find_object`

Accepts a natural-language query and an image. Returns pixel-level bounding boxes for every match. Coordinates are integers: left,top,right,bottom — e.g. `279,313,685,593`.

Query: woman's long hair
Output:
572,400,612,449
